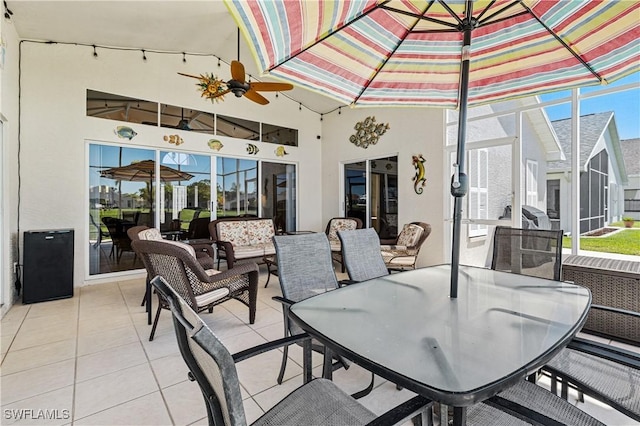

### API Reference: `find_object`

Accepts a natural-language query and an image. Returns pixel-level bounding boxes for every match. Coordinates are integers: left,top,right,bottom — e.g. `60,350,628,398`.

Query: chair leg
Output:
277,345,289,385
351,372,375,399
149,304,163,341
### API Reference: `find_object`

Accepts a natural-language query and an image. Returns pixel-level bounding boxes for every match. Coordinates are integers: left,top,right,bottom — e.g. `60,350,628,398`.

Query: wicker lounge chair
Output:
380,222,431,271
132,239,258,341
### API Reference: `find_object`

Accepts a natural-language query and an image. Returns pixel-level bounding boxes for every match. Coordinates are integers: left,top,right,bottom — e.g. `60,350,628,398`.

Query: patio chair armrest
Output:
365,395,433,426
272,295,296,307
216,240,237,267
195,262,259,296
566,336,640,370
590,304,640,319
380,244,408,251
197,256,216,270
232,334,311,363
379,237,398,245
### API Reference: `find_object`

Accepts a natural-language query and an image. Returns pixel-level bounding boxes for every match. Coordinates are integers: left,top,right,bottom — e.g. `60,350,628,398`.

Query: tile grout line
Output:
118,279,178,425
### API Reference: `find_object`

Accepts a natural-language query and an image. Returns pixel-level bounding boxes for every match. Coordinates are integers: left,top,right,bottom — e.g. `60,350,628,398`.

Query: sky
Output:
540,73,640,141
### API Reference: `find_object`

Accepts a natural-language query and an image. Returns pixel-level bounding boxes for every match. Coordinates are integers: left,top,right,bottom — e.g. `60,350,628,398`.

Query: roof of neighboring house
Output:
620,138,640,176
548,111,619,172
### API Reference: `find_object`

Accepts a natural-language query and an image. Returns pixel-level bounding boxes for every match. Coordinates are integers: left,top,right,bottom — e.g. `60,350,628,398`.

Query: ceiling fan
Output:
179,60,293,105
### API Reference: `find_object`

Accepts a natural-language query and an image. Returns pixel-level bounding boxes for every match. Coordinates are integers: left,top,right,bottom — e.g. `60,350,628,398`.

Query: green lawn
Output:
562,229,640,256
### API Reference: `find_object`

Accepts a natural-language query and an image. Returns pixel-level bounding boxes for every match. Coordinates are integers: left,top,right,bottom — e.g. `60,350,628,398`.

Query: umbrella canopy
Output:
227,0,640,297
100,160,194,212
99,160,194,182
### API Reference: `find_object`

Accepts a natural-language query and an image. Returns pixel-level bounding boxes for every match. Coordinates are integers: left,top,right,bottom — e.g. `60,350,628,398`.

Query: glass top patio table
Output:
289,264,591,408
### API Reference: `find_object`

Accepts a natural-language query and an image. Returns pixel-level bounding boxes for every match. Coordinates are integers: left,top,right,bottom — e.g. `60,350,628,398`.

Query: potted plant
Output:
622,216,635,228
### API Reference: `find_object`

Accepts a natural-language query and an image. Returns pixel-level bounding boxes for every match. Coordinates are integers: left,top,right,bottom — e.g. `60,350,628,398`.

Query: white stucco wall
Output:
321,107,447,267
1,18,21,315
17,42,323,288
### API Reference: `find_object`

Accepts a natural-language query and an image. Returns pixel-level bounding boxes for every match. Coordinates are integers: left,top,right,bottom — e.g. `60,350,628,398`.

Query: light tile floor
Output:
1,268,638,425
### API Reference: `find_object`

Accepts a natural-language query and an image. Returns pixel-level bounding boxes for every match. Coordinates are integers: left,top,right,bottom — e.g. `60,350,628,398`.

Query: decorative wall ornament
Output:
412,154,427,194
208,139,224,151
246,143,260,155
114,126,137,140
275,146,289,157
164,134,184,146
349,116,390,149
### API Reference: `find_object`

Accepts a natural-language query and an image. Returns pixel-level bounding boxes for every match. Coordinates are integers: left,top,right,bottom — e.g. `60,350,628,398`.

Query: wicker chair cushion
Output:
233,243,276,258
217,221,250,246
194,287,230,307
137,227,163,241
381,252,415,266
396,224,423,247
327,218,359,242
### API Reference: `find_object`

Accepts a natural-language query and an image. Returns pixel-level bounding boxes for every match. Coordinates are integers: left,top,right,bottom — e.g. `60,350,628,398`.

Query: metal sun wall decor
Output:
412,154,427,194
349,116,390,149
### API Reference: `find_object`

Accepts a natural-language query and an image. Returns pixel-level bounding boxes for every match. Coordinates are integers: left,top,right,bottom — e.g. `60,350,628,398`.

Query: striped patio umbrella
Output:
226,0,640,297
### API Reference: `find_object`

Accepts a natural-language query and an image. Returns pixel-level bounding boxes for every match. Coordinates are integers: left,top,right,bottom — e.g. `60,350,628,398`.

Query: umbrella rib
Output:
476,0,521,26
474,0,497,22
437,0,465,27
354,1,438,105
267,0,390,72
519,1,603,82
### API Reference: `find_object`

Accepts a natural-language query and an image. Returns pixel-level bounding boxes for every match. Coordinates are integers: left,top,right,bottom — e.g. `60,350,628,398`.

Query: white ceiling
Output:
7,0,344,114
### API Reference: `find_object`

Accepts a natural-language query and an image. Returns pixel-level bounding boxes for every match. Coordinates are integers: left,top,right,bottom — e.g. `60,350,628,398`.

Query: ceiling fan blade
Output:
244,89,269,105
250,82,294,92
230,60,245,84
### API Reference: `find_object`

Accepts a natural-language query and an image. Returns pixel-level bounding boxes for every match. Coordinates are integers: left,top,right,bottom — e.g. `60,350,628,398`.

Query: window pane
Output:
216,157,258,216
89,144,153,275
160,152,212,234
160,104,214,135
87,90,158,125
216,115,260,140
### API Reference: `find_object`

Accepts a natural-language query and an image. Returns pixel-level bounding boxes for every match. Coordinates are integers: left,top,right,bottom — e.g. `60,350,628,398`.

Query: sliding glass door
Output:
344,156,398,238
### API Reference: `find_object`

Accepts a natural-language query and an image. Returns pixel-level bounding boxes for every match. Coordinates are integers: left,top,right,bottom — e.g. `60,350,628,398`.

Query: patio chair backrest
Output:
325,217,363,243
338,228,388,282
273,233,339,302
151,276,247,426
132,240,205,309
491,226,563,281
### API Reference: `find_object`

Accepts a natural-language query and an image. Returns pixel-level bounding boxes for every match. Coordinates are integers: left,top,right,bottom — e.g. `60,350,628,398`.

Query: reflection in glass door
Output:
344,156,398,238
89,144,154,275
344,161,367,226
160,151,211,237
262,162,296,232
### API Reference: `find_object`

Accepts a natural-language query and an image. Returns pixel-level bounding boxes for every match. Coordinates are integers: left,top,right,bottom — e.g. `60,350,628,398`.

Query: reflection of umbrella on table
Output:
100,159,194,211
228,0,639,297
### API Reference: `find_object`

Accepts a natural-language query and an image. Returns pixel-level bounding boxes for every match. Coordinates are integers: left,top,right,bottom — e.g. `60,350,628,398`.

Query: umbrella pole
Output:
450,14,473,299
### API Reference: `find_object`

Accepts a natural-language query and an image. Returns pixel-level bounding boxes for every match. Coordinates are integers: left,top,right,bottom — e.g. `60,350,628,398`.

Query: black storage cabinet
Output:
23,229,74,303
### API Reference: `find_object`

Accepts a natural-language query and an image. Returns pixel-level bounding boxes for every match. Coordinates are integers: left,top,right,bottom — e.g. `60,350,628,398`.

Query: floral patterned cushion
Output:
396,224,423,247
247,219,276,245
327,218,358,242
217,221,250,246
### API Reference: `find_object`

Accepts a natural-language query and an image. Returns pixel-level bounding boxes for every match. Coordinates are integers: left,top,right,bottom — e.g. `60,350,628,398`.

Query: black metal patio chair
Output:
150,275,433,426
